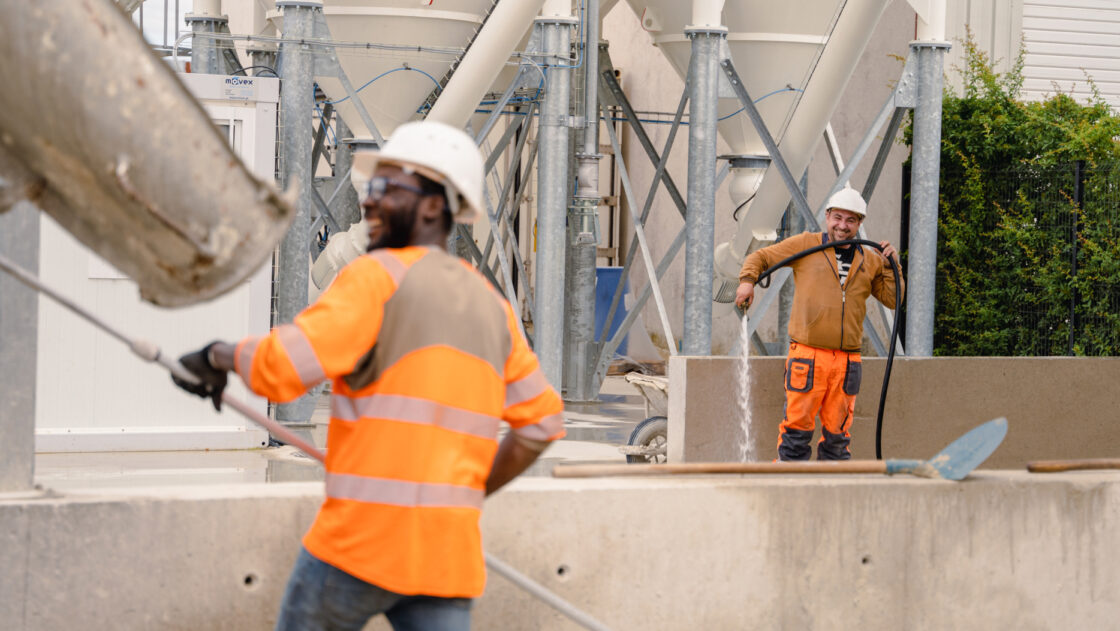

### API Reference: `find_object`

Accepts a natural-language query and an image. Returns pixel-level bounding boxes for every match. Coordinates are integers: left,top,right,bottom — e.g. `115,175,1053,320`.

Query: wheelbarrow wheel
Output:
626,416,668,464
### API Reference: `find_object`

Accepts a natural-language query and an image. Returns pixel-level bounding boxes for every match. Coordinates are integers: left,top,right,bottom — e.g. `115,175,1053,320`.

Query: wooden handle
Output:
552,460,889,478
1027,459,1120,473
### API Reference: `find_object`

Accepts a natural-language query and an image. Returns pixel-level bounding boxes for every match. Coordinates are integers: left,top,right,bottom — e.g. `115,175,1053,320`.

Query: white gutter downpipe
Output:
691,0,726,28
426,0,549,129
909,0,947,41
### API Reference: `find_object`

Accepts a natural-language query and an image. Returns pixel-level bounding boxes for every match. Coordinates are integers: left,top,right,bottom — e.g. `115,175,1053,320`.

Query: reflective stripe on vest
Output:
326,472,485,510
237,337,261,386
512,412,565,441
332,393,501,441
367,249,408,286
505,368,551,408
276,323,327,388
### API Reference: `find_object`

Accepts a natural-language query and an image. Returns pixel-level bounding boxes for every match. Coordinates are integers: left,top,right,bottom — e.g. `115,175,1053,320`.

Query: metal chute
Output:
0,0,293,307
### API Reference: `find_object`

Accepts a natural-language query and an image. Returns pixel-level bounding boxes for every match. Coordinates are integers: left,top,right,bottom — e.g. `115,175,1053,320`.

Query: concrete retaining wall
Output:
4,472,1120,630
668,356,1120,466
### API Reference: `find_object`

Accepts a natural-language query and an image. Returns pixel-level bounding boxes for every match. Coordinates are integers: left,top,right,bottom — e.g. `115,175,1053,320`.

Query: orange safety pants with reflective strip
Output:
777,342,861,461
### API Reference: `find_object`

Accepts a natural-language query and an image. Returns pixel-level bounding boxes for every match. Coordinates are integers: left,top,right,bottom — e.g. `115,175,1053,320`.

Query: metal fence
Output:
937,160,1120,356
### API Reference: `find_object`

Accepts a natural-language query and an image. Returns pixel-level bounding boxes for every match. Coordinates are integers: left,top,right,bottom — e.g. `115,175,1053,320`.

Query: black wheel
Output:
626,416,668,464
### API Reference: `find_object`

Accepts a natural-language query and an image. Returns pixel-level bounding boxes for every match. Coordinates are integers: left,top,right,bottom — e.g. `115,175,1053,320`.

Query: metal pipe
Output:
565,0,602,402
905,41,949,357
682,25,725,356
276,1,320,422
426,0,547,130
534,7,575,390
186,0,225,74
485,554,614,631
0,204,37,493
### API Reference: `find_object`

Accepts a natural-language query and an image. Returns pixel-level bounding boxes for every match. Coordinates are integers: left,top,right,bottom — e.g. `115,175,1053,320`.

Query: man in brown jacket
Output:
735,187,903,460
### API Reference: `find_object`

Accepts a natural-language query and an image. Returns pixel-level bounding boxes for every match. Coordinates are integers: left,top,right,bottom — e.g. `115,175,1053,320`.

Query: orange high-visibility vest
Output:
234,246,565,598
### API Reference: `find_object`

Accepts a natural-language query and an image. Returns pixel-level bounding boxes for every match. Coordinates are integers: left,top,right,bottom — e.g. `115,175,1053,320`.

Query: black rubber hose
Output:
749,239,903,460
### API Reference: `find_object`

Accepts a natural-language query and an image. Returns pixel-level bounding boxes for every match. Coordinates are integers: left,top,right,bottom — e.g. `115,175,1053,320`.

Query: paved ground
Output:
33,376,654,491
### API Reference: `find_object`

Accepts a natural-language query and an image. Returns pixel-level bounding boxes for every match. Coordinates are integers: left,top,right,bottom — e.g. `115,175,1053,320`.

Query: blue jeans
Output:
274,547,473,631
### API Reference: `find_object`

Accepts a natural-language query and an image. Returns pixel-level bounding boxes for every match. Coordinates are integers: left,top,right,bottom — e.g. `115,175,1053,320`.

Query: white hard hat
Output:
825,186,867,217
351,120,485,224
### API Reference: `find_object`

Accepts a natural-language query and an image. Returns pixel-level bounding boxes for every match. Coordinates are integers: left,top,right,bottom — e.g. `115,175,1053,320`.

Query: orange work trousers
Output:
777,342,861,461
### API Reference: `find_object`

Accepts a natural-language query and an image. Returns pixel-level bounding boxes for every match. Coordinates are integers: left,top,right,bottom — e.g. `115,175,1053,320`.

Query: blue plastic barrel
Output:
595,267,629,356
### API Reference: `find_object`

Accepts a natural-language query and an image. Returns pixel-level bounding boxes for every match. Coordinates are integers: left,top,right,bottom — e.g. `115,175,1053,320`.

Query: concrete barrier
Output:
4,472,1120,630
668,356,1120,466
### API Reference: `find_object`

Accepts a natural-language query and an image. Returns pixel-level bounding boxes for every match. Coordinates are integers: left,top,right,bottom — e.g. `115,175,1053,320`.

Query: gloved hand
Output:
172,342,228,411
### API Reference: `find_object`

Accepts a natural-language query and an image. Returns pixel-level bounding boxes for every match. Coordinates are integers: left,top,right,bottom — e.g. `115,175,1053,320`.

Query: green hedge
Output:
908,36,1120,356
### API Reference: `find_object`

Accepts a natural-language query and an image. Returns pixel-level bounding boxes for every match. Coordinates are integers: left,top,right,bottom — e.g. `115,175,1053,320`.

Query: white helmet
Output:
825,185,867,217
351,120,485,224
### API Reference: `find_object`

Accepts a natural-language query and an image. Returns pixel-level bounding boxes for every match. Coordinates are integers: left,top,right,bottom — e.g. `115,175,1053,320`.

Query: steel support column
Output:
0,202,38,492
185,0,226,75
906,41,949,357
564,0,602,401
682,27,725,356
534,6,575,390
275,1,320,423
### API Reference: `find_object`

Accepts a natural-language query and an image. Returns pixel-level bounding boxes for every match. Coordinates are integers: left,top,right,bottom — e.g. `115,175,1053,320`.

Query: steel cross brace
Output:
590,69,690,380
310,12,385,147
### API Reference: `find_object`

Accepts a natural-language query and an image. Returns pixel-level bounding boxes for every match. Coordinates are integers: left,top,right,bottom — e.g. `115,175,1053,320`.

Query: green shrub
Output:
907,34,1120,355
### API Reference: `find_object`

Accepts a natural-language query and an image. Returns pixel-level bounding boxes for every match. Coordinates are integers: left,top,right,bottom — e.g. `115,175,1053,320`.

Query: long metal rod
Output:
0,252,323,463
603,103,676,356
485,554,614,631
0,250,611,631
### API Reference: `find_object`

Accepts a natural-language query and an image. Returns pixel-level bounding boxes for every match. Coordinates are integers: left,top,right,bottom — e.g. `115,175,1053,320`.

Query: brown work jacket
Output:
738,231,904,352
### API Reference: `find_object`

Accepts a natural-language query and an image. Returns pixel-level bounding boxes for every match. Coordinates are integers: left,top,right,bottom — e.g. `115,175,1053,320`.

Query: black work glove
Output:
172,342,228,411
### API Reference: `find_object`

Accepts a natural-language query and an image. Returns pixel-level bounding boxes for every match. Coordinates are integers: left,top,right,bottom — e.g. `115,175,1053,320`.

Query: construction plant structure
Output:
3,1,1120,629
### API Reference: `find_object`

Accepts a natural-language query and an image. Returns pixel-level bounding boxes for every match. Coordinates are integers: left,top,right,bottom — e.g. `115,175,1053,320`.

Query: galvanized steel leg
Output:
906,41,949,357
275,1,319,423
565,0,602,401
0,202,37,492
534,13,575,390
682,28,725,356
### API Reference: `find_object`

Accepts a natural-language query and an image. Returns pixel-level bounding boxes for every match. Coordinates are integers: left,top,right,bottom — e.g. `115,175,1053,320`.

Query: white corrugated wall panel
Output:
944,0,1025,93
1022,0,1120,107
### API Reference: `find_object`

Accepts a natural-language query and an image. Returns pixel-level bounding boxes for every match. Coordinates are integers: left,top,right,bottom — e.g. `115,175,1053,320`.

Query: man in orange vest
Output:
173,120,565,630
735,186,902,461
